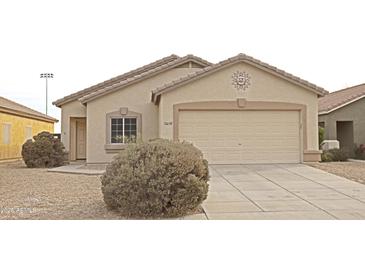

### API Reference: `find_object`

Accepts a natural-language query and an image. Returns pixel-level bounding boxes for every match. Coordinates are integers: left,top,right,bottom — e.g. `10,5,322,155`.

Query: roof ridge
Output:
0,96,57,122
319,83,365,113
183,54,212,65
53,54,180,106
327,82,365,95
78,55,212,103
151,53,328,101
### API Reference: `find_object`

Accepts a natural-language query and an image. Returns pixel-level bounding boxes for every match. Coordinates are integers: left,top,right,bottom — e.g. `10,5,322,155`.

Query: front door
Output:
76,119,86,159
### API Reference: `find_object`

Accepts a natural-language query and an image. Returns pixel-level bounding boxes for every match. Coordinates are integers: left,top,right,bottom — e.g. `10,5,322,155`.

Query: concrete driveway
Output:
192,164,365,220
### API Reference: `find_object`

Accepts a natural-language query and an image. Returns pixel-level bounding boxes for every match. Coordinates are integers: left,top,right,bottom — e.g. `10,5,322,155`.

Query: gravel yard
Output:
0,161,202,220
0,161,126,220
3,160,365,220
307,161,365,184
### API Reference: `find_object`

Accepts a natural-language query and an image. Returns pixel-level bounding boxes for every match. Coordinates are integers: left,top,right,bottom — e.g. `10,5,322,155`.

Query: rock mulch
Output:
0,161,125,219
307,161,365,184
0,161,203,220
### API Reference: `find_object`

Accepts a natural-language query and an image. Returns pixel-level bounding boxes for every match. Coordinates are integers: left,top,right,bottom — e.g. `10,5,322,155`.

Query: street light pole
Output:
40,73,54,115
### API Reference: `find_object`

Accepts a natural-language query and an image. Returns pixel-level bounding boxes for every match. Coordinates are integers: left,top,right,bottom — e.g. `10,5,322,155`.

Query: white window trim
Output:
2,123,11,145
110,117,137,144
25,125,33,142
105,108,142,152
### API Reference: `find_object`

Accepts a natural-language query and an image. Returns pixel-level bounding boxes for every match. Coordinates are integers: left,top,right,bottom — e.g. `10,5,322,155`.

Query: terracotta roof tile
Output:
53,54,180,106
319,83,365,114
0,96,57,122
78,55,212,103
151,53,328,102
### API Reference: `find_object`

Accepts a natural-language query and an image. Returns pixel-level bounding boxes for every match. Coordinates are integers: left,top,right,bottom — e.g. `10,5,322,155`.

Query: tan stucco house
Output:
53,53,328,165
319,83,365,151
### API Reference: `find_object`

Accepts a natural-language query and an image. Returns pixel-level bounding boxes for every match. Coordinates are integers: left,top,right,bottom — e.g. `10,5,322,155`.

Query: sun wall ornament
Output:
232,71,251,92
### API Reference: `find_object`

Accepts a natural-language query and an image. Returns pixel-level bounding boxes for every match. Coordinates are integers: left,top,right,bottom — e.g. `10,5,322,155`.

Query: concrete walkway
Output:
190,164,365,220
48,164,106,175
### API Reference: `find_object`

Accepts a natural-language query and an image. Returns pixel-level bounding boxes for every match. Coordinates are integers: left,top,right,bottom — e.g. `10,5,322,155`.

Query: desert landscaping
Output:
308,161,365,184
0,161,121,219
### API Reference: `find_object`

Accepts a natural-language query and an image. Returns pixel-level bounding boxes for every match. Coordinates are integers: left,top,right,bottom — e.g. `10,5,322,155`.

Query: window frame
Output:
2,123,11,145
25,126,33,142
110,117,137,144
105,108,142,152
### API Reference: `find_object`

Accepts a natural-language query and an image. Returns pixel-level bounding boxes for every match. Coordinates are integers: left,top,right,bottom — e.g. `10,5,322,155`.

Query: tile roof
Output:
0,96,58,123
54,54,211,106
319,83,365,114
151,53,329,103
78,54,212,103
53,54,179,106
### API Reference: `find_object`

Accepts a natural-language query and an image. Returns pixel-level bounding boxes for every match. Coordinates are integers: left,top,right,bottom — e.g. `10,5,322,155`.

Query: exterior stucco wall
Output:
159,62,319,152
0,112,54,160
319,97,365,146
60,100,86,152
86,68,200,163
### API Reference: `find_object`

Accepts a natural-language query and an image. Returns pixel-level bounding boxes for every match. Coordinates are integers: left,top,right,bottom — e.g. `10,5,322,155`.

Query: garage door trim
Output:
173,100,307,159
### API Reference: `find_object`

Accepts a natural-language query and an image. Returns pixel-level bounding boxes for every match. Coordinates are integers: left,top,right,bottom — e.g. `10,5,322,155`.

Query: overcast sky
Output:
1,0,364,132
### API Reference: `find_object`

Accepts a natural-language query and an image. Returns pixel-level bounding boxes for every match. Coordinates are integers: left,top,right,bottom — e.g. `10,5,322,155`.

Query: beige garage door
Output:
179,110,301,164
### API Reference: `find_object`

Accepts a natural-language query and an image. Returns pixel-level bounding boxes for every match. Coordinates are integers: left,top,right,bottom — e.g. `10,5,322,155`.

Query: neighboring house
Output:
53,53,328,165
0,96,57,161
318,83,365,151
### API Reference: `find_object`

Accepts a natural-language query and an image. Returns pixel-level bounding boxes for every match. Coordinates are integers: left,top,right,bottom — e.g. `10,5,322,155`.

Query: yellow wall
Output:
0,112,54,160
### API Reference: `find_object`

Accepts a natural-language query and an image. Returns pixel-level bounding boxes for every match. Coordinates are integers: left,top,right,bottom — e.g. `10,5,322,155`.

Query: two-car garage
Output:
152,54,326,164
178,110,301,164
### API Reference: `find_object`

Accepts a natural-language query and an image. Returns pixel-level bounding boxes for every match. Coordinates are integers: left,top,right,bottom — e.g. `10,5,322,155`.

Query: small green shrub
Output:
101,139,209,218
321,148,349,162
318,126,325,147
331,148,350,161
21,131,68,168
354,144,365,160
321,151,333,162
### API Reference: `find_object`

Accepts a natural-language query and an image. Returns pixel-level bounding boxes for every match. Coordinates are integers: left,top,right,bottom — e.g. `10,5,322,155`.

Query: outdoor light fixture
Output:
40,73,54,115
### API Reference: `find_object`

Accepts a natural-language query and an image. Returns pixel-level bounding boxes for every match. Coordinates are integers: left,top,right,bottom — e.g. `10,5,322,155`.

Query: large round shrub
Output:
22,131,68,168
101,139,209,218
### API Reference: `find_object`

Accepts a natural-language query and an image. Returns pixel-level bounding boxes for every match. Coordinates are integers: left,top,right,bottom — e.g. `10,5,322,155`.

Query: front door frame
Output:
69,117,87,161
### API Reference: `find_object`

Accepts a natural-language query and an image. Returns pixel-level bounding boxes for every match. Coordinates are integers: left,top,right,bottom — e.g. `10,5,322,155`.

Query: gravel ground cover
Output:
307,161,365,184
0,161,203,220
0,161,126,220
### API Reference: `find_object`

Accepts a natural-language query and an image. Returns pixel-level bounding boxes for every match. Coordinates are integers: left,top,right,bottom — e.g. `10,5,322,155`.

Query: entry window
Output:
25,126,32,141
111,118,137,143
2,123,11,144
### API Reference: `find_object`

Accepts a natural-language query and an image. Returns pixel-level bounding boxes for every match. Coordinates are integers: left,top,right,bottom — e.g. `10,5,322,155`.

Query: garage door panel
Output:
178,110,300,164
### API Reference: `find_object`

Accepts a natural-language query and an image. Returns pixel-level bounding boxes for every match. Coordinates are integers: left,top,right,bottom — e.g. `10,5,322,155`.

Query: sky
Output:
1,0,364,132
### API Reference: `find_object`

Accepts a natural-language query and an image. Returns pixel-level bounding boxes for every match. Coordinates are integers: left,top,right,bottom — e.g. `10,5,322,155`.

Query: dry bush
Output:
22,131,68,168
321,148,349,162
101,139,209,218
